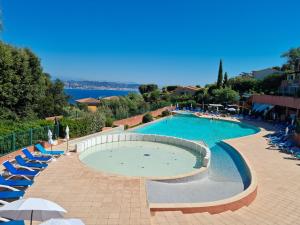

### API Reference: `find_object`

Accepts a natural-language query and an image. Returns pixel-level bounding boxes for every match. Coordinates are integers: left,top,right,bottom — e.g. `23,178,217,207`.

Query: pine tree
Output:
217,59,223,88
223,72,228,87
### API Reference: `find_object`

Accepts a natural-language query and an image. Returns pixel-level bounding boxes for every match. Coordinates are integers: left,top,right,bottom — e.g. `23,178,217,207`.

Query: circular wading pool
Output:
79,140,206,177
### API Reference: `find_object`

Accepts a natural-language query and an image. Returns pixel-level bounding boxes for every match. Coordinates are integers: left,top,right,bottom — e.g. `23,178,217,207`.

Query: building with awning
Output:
252,103,274,113
251,94,300,120
208,104,224,111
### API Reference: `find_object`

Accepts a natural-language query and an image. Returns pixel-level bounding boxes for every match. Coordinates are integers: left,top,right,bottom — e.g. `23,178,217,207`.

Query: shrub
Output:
105,117,114,127
142,113,153,123
296,120,300,134
59,111,106,138
161,110,171,117
124,124,129,130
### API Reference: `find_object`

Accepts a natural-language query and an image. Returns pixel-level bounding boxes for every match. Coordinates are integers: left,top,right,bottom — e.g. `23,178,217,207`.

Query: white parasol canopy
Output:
65,126,70,140
227,108,236,112
48,129,54,145
0,198,66,225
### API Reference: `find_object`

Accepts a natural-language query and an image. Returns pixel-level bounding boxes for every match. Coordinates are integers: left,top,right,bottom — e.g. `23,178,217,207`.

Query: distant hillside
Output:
64,80,140,90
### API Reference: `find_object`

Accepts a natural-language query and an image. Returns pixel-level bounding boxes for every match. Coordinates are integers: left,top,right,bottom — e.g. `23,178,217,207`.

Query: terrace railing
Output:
0,124,59,156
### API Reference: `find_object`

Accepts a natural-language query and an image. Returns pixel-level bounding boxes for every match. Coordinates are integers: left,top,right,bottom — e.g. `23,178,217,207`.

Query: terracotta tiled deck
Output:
24,121,300,225
151,122,300,225
25,154,151,225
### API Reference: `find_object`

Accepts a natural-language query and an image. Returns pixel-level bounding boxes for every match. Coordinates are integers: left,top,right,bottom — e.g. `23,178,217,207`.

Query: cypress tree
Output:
223,72,228,87
217,59,223,88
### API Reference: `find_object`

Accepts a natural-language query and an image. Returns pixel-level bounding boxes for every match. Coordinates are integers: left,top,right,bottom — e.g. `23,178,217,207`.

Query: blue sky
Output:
1,0,300,86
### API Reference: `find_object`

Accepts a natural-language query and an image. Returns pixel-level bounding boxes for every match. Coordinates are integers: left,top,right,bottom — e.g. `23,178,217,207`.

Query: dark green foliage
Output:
165,86,178,92
223,72,228,87
281,47,300,71
217,60,223,88
38,79,69,118
105,117,114,127
228,76,259,94
142,113,153,123
0,119,53,136
59,111,105,138
100,93,150,120
0,120,57,154
296,120,300,134
260,74,285,94
0,42,68,119
161,110,171,117
138,84,158,94
178,100,197,108
211,88,240,104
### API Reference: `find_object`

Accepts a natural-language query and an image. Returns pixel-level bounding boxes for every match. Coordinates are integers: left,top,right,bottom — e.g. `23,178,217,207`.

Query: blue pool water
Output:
134,114,259,202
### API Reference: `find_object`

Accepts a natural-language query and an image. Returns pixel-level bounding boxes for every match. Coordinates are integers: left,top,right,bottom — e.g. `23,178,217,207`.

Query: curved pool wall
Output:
133,114,259,204
76,133,210,180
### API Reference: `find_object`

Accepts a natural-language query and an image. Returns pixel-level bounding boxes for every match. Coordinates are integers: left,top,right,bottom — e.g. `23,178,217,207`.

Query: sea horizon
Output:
64,88,137,104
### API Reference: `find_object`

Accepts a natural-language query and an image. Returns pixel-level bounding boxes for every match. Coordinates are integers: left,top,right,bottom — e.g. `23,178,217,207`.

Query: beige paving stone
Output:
23,121,300,225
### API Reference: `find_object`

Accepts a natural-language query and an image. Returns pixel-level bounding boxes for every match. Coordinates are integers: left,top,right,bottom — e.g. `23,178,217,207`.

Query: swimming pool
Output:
134,114,259,203
79,140,204,177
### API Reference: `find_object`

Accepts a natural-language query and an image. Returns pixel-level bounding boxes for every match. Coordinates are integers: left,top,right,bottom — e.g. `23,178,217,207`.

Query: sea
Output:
64,89,137,104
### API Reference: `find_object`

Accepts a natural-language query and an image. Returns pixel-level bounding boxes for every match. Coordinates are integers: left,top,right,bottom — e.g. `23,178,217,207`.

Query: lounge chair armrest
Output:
0,184,20,191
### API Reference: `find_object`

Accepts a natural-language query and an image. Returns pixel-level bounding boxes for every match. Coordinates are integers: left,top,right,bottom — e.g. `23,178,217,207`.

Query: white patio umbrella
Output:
40,218,85,225
65,126,70,154
285,126,289,136
0,198,66,225
48,129,54,150
227,108,236,112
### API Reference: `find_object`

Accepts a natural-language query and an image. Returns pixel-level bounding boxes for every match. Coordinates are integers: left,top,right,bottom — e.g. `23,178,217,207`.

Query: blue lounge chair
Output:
22,148,52,162
35,144,64,155
0,175,33,187
0,185,24,200
15,156,47,170
1,221,25,225
3,161,39,179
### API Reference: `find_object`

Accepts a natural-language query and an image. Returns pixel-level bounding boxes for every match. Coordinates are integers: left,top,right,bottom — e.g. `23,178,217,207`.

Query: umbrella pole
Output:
30,210,33,225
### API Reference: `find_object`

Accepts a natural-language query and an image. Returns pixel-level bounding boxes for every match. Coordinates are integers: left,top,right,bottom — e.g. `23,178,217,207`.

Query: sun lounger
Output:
15,155,48,170
0,214,25,225
22,148,52,162
1,221,25,225
0,175,33,187
2,161,40,179
0,185,24,200
35,144,64,155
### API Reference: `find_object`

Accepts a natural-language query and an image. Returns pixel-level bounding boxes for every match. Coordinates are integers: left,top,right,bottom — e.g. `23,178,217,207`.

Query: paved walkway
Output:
24,121,300,225
25,154,151,225
151,122,300,225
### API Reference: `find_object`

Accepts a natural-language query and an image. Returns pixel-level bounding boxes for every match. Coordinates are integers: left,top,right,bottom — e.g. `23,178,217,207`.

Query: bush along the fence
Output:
59,111,106,138
296,120,300,134
161,109,171,117
142,113,153,123
0,124,59,156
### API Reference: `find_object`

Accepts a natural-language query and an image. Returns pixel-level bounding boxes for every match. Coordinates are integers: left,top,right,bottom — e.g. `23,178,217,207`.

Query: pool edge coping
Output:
148,115,261,214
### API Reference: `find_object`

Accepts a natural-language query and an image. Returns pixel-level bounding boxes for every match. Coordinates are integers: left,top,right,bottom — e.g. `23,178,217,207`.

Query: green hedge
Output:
0,119,53,136
142,113,153,123
296,120,300,134
59,111,106,138
162,110,171,117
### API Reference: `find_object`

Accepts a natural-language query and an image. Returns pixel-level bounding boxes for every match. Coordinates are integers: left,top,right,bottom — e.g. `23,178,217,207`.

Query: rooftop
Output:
75,97,100,104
